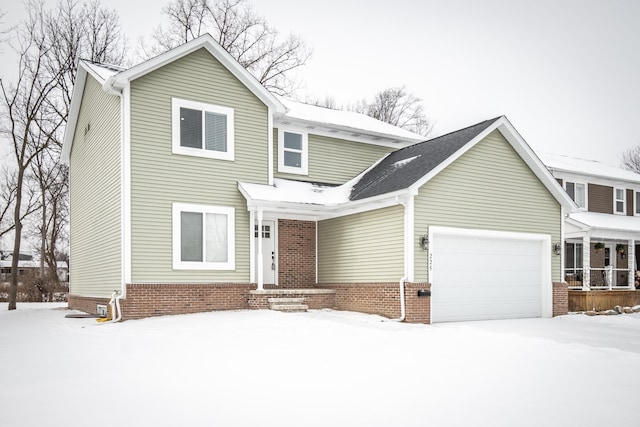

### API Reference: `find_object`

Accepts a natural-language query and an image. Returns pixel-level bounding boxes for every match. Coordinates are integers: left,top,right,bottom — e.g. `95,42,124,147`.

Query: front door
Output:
255,221,276,284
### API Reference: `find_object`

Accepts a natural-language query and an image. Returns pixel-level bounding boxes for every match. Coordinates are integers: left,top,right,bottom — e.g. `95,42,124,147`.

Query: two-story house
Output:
539,152,640,310
62,34,574,323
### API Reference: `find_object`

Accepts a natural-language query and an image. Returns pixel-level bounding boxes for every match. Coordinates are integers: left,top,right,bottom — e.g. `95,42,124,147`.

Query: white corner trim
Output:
268,107,274,185
122,84,132,293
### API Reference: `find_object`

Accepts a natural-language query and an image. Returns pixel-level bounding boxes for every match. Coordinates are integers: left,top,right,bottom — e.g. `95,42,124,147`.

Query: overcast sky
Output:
2,0,639,167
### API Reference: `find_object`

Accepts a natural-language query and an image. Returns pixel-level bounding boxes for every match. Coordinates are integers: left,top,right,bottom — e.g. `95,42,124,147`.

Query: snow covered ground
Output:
2,304,639,427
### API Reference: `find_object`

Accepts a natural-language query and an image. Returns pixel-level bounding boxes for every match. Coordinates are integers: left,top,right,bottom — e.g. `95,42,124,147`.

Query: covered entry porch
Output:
564,212,640,311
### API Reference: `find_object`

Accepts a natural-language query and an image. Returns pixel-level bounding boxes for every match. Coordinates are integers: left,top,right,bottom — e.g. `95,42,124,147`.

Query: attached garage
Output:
429,226,553,323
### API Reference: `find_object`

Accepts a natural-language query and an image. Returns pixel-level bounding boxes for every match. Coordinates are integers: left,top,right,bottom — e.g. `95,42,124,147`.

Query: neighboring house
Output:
62,34,574,323
0,252,69,282
539,153,640,310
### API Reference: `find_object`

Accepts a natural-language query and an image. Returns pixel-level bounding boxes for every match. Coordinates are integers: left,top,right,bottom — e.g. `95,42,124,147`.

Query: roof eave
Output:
407,116,577,212
104,34,286,114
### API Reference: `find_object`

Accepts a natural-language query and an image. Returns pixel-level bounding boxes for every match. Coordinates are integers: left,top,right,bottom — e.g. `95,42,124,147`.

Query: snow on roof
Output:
239,178,354,206
278,97,425,143
82,61,122,83
569,211,640,233
538,152,640,183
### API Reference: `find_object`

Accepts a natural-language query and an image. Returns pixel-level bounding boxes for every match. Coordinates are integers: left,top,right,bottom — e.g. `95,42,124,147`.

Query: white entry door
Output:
255,221,276,284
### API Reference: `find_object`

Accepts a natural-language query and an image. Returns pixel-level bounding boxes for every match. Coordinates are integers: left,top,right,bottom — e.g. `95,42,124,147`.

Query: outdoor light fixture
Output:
420,235,429,251
553,242,562,256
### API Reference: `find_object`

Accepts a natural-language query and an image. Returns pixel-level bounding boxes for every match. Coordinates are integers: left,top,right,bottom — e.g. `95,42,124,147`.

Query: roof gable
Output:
104,34,285,113
350,116,576,211
350,118,500,200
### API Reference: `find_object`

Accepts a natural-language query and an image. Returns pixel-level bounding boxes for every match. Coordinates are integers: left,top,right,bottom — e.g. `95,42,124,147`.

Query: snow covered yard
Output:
2,304,639,427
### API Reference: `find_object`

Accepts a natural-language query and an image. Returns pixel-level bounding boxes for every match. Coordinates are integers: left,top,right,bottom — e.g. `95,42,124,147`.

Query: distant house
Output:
62,34,574,323
0,252,69,283
539,153,640,310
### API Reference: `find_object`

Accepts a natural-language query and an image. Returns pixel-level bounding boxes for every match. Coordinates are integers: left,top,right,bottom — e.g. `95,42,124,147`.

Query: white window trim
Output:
565,181,587,210
277,128,308,175
172,97,234,161
172,203,235,270
614,187,626,215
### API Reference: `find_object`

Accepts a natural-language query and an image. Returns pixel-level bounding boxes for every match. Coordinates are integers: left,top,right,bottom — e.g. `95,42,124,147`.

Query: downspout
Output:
98,290,123,324
387,195,410,322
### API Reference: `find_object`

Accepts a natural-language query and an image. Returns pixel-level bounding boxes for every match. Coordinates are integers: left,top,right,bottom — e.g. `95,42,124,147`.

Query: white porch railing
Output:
565,268,634,290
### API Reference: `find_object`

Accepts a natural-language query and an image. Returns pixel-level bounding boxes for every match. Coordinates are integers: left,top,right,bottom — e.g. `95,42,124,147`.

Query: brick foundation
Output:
121,283,254,320
68,294,112,315
321,282,431,324
277,219,316,288
553,282,568,316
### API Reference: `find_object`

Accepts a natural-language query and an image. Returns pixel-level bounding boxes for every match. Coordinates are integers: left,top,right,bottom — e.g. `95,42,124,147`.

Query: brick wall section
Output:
552,282,568,316
278,219,316,288
68,294,112,315
321,282,431,324
121,283,254,320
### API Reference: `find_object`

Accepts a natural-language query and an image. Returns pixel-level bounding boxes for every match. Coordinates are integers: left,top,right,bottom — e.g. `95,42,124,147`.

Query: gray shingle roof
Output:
350,117,502,201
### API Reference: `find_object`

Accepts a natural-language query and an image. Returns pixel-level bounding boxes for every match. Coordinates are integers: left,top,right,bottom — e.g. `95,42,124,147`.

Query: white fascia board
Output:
496,118,577,212
62,61,122,164
238,182,412,221
104,34,285,114
408,116,577,212
61,64,89,164
553,170,640,190
408,119,502,193
275,117,422,148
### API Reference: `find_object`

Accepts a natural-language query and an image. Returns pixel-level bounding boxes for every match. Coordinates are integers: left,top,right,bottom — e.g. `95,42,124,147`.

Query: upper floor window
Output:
636,191,640,215
172,98,234,161
172,203,235,270
278,129,308,175
614,188,626,214
565,182,586,209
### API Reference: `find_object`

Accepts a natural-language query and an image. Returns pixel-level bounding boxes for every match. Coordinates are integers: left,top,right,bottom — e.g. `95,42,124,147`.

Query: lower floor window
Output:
566,242,583,269
173,203,235,270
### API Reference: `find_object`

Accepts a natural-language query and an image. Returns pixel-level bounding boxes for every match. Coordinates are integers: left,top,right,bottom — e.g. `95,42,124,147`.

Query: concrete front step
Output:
268,297,304,305
268,297,308,312
270,303,309,313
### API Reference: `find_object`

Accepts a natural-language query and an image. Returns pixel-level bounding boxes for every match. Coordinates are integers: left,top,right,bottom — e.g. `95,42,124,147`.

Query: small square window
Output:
635,192,640,215
278,128,308,175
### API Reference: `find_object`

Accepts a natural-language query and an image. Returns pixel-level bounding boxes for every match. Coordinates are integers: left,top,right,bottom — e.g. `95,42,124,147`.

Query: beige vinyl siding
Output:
129,48,268,283
68,75,122,297
413,130,562,282
275,131,392,184
318,205,404,282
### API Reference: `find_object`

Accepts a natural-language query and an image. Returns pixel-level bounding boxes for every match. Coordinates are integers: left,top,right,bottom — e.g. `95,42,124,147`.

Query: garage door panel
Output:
430,228,549,323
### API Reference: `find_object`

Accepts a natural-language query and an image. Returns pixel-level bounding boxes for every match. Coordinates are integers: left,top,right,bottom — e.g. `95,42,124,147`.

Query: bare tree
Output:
0,166,39,241
354,86,432,137
0,0,126,309
0,1,63,309
143,0,311,95
620,145,640,174
31,149,68,281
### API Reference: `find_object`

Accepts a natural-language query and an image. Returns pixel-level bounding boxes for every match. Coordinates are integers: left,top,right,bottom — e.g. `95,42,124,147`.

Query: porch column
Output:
582,236,590,290
257,209,264,291
629,240,635,289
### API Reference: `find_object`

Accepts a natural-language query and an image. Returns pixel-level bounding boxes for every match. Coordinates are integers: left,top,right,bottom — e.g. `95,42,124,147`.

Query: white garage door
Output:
430,226,552,323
